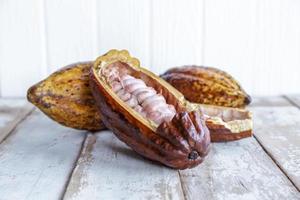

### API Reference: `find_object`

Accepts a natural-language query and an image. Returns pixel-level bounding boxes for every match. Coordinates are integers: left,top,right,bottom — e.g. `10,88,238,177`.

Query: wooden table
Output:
0,96,299,200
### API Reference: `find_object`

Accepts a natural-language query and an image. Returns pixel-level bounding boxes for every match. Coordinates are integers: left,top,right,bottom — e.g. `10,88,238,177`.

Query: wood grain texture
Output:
203,0,257,95
45,0,97,73
0,110,86,200
151,0,203,74
204,0,300,96
0,0,47,97
250,0,300,96
0,97,299,199
63,132,185,200
179,138,300,199
0,99,33,143
1,1,300,97
250,97,300,190
97,0,151,68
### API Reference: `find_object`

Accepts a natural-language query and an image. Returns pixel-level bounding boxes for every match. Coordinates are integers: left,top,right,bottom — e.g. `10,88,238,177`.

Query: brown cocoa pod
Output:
27,58,252,142
195,104,252,142
27,62,104,131
90,50,210,169
161,66,251,108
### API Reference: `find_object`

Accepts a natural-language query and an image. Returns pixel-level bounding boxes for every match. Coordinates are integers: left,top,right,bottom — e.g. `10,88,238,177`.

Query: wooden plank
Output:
0,110,86,200
250,102,300,190
63,132,184,200
45,0,97,73
0,99,33,143
204,0,300,96
97,0,151,68
151,0,203,74
179,137,300,199
250,96,292,107
0,0,47,97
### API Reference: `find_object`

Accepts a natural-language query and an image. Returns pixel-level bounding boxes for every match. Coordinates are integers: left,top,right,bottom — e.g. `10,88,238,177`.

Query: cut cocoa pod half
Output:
90,50,211,169
193,103,252,142
27,62,104,131
161,66,251,108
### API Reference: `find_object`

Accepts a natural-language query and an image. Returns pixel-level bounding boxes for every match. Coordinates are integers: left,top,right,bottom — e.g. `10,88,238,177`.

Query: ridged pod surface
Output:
90,50,210,169
161,66,251,108
27,56,252,142
27,62,104,131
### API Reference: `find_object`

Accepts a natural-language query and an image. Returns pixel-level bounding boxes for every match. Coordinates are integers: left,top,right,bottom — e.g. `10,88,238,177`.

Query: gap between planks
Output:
250,95,300,192
62,130,300,199
0,99,34,145
283,95,300,109
253,134,300,193
61,96,300,200
0,110,87,200
63,132,186,200
177,171,187,200
0,108,34,144
5,97,297,199
61,133,92,200
60,133,88,200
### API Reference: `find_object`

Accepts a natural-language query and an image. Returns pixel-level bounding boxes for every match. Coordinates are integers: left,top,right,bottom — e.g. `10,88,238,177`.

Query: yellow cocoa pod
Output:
27,62,104,131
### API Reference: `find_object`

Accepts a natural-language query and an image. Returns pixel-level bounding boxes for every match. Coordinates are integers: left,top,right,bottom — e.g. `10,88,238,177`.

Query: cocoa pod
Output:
161,66,251,108
27,62,104,131
27,58,252,142
195,104,252,142
90,50,210,169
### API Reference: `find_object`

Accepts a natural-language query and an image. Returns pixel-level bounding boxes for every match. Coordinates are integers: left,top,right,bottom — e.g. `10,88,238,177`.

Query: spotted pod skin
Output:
27,58,252,143
27,62,104,131
90,50,210,169
161,66,251,108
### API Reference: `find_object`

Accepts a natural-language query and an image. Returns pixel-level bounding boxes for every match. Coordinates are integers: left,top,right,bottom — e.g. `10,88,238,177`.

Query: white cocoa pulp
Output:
103,67,176,125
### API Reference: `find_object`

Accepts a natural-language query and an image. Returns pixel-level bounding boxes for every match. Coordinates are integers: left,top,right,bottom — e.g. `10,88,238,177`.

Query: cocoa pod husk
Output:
27,59,252,142
195,104,252,142
27,62,105,131
90,49,210,169
161,66,251,108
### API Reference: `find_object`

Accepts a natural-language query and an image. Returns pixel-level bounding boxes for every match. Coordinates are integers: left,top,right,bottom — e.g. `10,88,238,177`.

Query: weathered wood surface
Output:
64,133,300,200
250,96,300,191
63,132,184,200
179,137,300,200
0,111,86,200
286,95,300,108
1,97,300,200
0,99,33,143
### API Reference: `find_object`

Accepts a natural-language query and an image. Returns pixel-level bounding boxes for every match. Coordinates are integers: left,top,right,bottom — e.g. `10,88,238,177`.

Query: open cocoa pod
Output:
161,66,251,108
90,50,210,169
194,104,252,142
27,62,105,131
27,58,252,143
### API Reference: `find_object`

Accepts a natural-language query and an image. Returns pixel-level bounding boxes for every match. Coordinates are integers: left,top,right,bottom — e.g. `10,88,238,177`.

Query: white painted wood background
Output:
0,0,299,97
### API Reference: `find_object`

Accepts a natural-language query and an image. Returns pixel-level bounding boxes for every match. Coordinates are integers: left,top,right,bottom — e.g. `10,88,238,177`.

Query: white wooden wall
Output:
0,0,299,97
